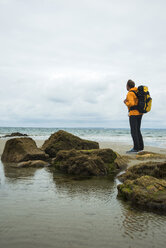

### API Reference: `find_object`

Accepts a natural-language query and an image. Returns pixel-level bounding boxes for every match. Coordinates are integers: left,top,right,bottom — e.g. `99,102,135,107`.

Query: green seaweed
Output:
105,162,116,174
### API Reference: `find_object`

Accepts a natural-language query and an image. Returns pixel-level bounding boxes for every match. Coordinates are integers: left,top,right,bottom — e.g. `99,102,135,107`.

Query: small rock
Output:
17,160,49,168
136,151,166,160
1,132,28,138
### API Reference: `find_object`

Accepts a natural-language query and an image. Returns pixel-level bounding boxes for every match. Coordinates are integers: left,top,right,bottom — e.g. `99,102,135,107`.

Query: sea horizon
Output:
0,126,166,148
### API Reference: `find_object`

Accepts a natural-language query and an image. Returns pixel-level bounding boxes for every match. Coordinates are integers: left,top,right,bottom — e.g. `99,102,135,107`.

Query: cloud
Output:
0,0,166,127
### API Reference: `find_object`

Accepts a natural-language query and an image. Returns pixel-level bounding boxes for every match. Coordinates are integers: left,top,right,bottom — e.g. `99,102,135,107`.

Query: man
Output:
124,79,144,153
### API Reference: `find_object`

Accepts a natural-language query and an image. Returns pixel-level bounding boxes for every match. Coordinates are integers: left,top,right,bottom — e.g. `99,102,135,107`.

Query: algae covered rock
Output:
52,148,124,177
118,161,166,182
42,130,99,157
117,175,166,211
1,138,49,163
113,153,128,170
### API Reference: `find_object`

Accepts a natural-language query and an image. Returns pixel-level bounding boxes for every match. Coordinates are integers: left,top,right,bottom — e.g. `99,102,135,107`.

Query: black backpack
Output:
130,86,152,113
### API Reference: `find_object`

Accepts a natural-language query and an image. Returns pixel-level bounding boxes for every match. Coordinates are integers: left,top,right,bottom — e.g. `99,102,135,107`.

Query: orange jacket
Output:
125,87,142,116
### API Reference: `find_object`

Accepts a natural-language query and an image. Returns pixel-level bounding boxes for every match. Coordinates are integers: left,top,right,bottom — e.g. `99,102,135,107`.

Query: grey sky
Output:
0,0,166,128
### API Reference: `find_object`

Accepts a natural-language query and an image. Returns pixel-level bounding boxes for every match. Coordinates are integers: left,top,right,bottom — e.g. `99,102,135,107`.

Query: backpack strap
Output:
129,105,139,111
129,90,139,111
130,90,138,97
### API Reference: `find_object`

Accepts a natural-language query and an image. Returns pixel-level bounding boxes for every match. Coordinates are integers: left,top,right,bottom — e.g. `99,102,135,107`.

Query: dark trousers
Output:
129,115,144,151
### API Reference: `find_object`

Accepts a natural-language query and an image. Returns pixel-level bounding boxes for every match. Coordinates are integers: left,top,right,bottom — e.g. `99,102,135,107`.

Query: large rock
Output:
118,161,166,182
117,176,166,211
52,148,125,177
42,130,99,157
1,138,49,163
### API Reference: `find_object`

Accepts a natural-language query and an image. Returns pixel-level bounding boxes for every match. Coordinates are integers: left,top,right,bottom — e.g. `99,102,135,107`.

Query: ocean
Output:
0,127,166,148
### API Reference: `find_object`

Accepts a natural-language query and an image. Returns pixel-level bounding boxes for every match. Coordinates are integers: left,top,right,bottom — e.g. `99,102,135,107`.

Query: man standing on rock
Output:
124,79,144,153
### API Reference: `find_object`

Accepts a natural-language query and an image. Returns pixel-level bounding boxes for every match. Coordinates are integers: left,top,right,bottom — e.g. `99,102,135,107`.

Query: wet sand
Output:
99,141,166,155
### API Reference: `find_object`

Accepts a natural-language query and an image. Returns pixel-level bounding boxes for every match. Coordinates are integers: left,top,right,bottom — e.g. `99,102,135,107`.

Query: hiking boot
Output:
137,149,144,152
126,148,139,154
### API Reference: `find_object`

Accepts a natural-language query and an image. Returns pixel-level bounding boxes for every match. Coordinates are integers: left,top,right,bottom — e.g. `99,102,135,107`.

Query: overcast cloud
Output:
0,0,166,128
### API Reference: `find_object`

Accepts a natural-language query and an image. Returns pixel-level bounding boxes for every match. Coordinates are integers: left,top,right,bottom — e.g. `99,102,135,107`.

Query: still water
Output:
0,160,166,248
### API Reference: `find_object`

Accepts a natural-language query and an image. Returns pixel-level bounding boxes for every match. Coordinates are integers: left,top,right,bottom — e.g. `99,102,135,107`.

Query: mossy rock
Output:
80,148,117,163
118,161,166,182
117,175,166,211
51,148,126,177
42,130,99,157
1,138,49,163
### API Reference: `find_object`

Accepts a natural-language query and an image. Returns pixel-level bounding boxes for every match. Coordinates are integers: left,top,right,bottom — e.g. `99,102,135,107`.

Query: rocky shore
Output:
117,151,166,212
1,130,127,176
1,130,166,213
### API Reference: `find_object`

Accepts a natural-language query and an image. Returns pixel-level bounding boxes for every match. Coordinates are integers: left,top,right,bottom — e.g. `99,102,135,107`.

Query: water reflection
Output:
1,161,38,182
0,160,166,248
122,207,151,239
117,197,166,242
47,167,116,200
